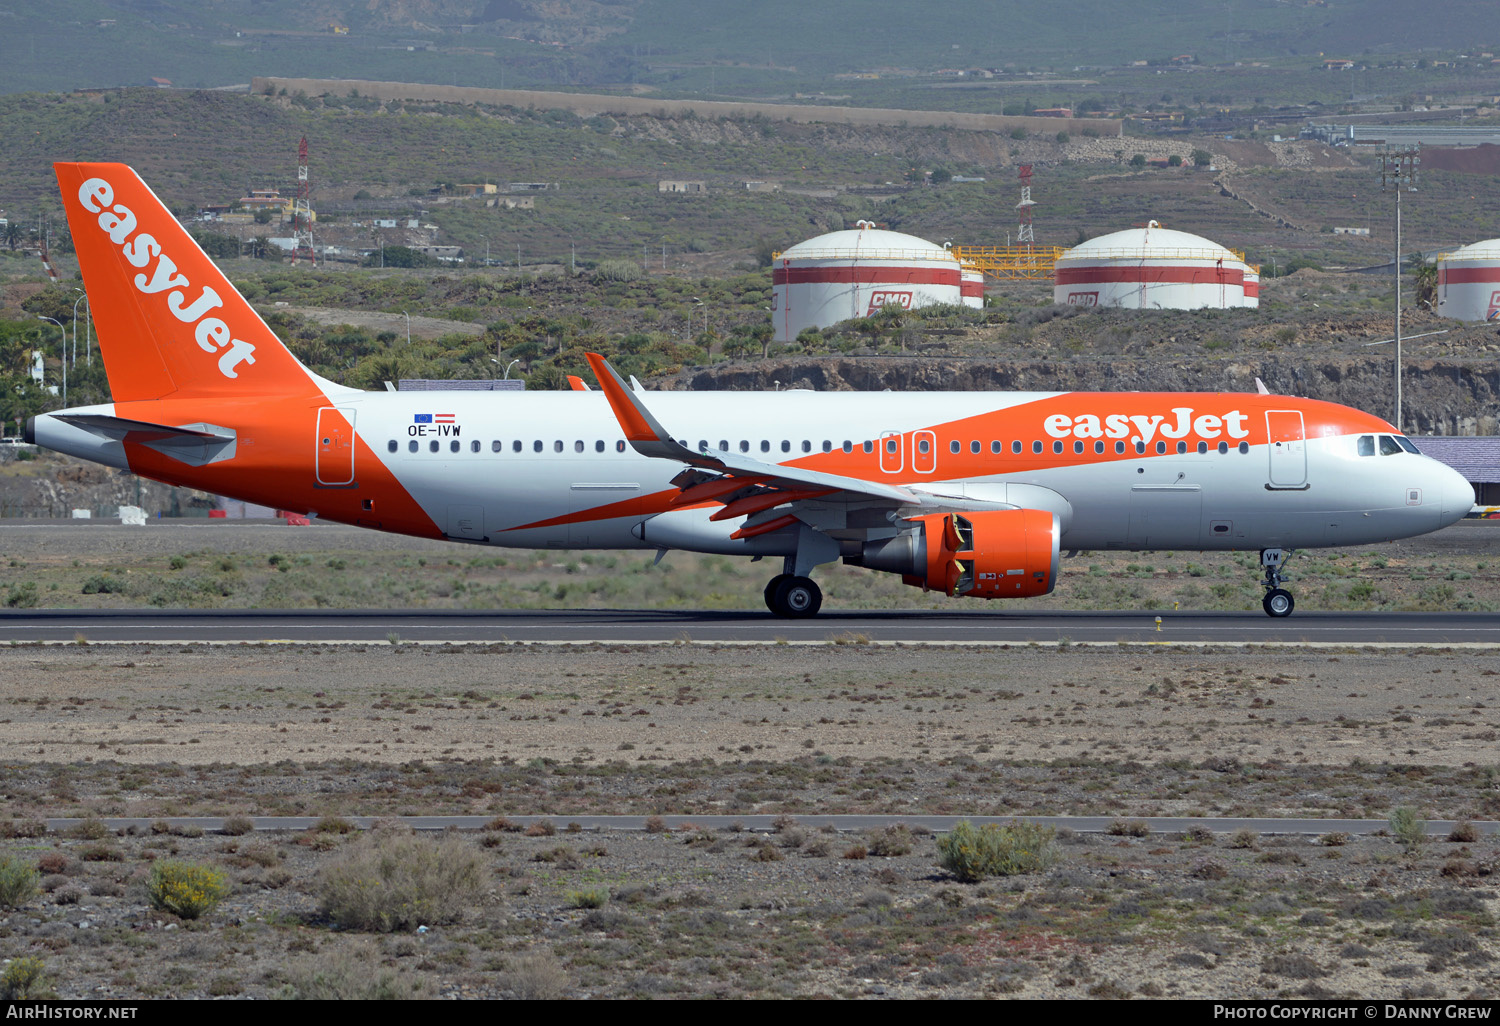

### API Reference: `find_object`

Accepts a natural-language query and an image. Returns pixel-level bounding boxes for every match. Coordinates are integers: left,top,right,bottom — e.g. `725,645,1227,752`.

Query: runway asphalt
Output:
2,608,1499,645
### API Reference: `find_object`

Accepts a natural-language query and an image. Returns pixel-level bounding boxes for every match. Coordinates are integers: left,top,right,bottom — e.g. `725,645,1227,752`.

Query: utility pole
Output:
1379,145,1419,433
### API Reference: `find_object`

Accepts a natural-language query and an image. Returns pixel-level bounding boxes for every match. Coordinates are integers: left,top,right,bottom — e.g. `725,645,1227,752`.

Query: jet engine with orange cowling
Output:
846,508,1061,598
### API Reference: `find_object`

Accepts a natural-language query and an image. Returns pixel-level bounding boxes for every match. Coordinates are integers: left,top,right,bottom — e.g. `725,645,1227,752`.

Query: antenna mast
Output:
292,136,315,266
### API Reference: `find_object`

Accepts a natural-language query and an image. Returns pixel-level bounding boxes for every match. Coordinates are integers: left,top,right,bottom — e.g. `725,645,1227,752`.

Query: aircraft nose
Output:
1435,461,1475,525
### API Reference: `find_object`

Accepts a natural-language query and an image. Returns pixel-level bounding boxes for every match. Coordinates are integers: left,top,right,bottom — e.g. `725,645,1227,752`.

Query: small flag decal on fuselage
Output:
434,414,455,424
413,414,456,424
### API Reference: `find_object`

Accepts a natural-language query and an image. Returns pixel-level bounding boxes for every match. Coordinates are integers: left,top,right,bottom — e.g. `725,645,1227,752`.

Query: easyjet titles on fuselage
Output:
1043,407,1252,446
76,176,257,380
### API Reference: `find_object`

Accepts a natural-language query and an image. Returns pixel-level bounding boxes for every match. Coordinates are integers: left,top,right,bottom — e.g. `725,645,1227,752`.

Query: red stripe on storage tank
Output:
1243,282,1260,298
1439,267,1500,285
1054,265,1246,286
961,282,985,297
773,266,962,286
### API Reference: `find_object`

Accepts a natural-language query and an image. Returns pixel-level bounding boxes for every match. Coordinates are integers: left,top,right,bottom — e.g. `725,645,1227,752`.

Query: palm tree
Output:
2,223,23,251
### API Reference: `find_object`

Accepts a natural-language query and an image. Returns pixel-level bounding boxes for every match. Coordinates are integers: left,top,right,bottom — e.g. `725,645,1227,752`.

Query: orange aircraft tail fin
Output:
54,162,325,403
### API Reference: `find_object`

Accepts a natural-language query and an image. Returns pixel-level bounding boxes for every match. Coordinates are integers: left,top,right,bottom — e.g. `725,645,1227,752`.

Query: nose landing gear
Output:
764,573,822,618
1260,548,1295,617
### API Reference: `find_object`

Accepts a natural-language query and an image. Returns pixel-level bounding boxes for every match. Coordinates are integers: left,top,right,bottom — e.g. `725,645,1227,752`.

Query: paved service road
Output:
3,608,1500,645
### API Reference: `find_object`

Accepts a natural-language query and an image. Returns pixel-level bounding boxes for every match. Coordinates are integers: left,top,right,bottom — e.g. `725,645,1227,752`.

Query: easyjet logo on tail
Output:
77,177,256,379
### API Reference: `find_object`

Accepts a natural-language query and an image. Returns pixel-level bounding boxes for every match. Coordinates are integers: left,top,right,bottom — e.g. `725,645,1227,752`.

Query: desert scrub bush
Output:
1390,806,1427,849
866,824,915,857
147,860,229,920
0,956,49,999
221,815,255,836
0,855,41,907
316,829,486,933
282,942,429,1000
936,820,1058,883
565,887,609,909
502,950,569,1001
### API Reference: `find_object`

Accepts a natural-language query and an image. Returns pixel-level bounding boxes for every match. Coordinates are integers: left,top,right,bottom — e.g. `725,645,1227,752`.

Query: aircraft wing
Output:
585,352,925,510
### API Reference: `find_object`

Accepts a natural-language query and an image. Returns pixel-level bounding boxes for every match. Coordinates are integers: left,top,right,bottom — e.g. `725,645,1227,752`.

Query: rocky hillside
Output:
662,355,1500,437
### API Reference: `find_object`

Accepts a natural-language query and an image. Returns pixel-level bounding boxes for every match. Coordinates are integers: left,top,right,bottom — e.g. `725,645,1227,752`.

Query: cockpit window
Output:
1396,436,1420,454
1357,435,1375,457
1379,435,1402,456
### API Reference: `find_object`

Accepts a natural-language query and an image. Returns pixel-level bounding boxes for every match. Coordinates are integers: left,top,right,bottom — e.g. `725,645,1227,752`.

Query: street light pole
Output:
401,310,410,346
1380,144,1419,433
72,289,88,368
37,316,65,407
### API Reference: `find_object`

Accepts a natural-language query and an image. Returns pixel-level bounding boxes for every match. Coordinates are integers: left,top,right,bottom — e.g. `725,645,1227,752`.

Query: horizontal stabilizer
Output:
53,414,235,444
51,413,237,467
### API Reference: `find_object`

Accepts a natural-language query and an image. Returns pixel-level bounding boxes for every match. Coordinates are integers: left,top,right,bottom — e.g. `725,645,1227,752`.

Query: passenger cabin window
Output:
991,441,1001,454
1379,435,1402,456
430,440,440,453
1095,441,1105,454
597,441,606,453
1176,441,1187,454
1052,441,1064,454
760,440,771,453
842,441,853,454
533,440,543,453
492,440,503,453
450,440,460,453
408,440,418,453
1073,441,1084,455
1218,441,1229,454
513,440,523,453
802,440,812,453
822,441,832,453
970,440,980,454
1032,440,1042,454
553,440,564,453
718,440,728,451
739,440,750,453
471,440,481,453
573,440,583,452
863,441,874,454
1358,435,1375,457
387,440,397,453
1012,441,1022,454
1115,441,1126,454
616,441,626,453
1238,442,1249,454
1197,441,1208,454
1134,441,1146,455
781,440,791,453
950,440,960,454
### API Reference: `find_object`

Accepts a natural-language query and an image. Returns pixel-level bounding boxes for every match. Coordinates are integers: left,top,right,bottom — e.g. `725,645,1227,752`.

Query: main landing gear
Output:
1260,548,1295,618
764,573,823,618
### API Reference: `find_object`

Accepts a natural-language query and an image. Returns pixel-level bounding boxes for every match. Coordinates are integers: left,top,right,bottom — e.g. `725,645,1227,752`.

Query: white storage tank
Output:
961,266,986,309
770,222,963,342
1437,239,1500,321
1053,221,1259,310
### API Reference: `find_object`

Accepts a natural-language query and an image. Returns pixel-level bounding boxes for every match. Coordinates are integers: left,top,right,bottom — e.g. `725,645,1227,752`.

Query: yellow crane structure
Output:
951,245,1067,283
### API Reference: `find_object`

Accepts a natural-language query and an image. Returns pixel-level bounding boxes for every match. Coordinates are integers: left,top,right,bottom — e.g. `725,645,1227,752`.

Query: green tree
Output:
1191,148,1213,167
1411,257,1438,309
2,222,23,251
1129,153,1147,169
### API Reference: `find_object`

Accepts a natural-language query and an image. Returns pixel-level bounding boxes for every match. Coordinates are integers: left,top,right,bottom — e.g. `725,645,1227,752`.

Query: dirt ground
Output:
1,642,1499,1000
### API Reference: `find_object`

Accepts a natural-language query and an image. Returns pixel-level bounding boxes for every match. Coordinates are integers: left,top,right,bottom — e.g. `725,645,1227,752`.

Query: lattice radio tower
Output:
292,136,315,266
1016,164,1035,251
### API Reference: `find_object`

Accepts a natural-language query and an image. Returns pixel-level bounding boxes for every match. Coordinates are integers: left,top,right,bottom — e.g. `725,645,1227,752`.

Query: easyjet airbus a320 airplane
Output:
28,163,1475,617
